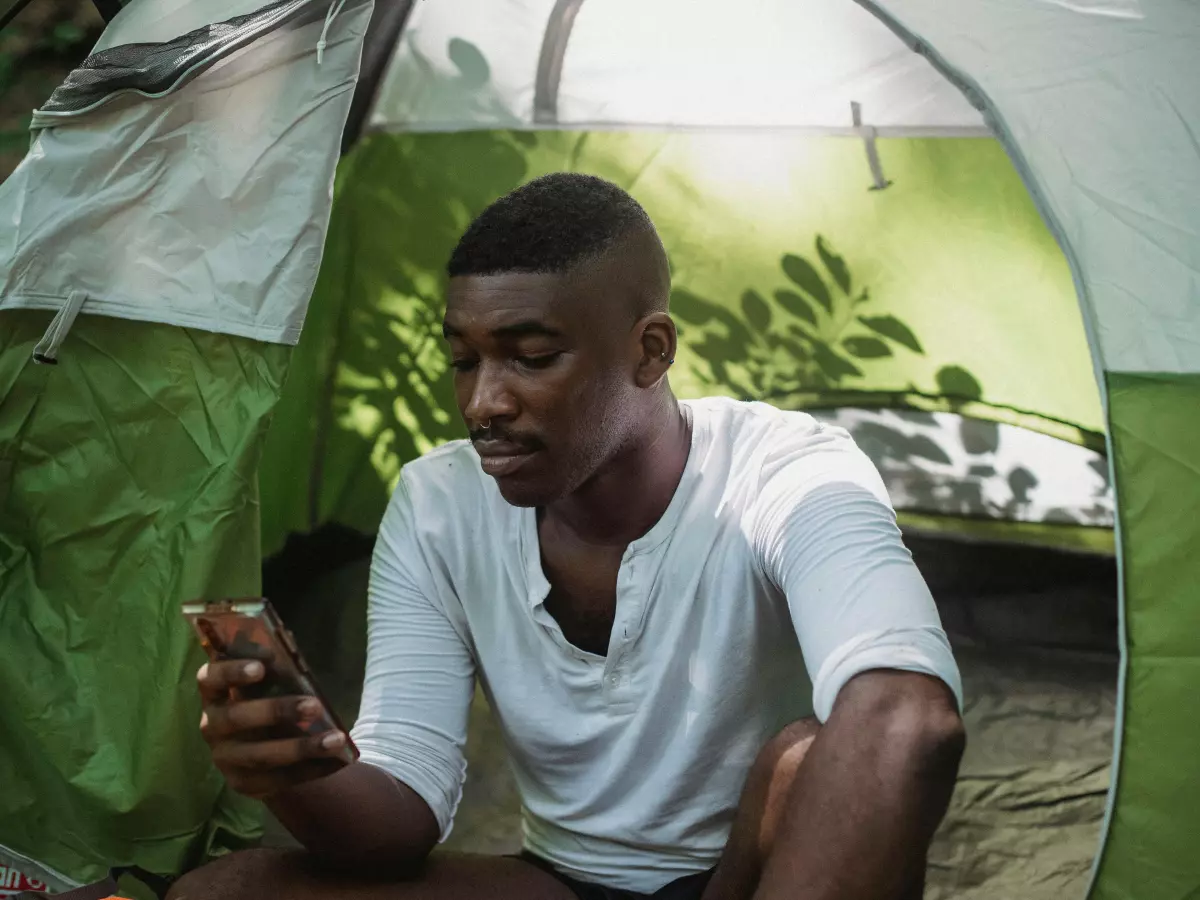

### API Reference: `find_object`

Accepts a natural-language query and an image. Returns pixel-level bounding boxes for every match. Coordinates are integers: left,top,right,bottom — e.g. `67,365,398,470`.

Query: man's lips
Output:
473,440,539,477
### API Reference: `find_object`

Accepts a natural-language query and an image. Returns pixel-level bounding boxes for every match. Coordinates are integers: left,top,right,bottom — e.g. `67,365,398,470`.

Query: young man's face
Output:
442,267,639,507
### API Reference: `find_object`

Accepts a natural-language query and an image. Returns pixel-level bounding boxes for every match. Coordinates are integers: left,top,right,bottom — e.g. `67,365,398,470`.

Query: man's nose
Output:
462,361,518,429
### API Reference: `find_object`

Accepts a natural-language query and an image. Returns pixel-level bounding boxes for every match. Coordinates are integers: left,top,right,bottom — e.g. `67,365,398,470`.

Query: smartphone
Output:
182,598,358,765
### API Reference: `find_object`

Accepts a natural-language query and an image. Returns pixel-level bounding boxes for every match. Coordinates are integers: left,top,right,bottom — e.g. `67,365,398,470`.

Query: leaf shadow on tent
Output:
260,37,554,549
309,130,540,532
673,235,944,398
672,236,1089,522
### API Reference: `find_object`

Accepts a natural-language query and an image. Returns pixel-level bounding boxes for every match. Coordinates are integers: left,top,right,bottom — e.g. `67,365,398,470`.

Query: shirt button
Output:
608,674,620,687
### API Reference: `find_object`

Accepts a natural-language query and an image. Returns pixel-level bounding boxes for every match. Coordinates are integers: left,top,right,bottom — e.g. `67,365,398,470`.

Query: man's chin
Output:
493,475,558,509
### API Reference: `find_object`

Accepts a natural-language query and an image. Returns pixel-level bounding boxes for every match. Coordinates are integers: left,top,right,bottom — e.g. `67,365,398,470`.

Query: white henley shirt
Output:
350,397,962,893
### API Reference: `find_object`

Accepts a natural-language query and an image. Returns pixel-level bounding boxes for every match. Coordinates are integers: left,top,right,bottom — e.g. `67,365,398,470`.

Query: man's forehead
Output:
444,272,575,334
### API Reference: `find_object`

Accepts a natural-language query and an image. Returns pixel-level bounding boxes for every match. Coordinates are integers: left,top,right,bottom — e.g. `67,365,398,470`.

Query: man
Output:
171,174,964,900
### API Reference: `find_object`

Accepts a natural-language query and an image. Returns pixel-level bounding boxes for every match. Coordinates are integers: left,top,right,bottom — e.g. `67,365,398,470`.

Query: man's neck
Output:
542,396,692,548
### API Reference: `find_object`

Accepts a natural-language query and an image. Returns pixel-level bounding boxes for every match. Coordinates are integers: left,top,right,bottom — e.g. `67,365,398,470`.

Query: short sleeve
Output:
349,474,476,841
750,423,963,722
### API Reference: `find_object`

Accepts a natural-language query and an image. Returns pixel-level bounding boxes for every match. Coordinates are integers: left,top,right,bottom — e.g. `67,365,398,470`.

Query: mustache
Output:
469,425,542,450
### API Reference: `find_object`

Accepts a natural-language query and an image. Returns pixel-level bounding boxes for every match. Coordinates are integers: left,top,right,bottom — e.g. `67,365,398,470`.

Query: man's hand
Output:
197,659,441,873
197,660,348,799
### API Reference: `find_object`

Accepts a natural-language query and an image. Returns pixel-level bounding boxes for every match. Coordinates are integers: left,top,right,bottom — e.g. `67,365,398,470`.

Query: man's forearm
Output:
754,672,964,900
266,762,441,876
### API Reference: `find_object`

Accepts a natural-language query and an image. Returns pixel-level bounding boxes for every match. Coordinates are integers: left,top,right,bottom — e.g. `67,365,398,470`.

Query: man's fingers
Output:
200,696,323,740
224,759,344,800
196,659,266,703
211,730,349,771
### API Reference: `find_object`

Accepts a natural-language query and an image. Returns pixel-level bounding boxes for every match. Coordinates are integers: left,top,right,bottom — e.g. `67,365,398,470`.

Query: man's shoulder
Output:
689,397,856,458
688,397,881,502
393,439,500,518
403,438,481,479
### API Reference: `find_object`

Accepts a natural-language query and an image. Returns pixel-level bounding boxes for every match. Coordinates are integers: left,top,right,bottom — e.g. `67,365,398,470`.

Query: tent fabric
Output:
4,0,1193,895
1101,372,1200,899
94,0,301,51
0,310,284,887
259,127,1105,556
32,0,325,120
811,408,1113,528
857,1,1200,897
0,0,373,887
367,0,988,133
0,0,372,346
865,0,1200,377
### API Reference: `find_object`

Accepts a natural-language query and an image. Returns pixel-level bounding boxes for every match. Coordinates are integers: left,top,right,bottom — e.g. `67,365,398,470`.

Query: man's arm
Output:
197,474,475,877
314,473,476,871
266,762,441,876
753,670,964,900
748,422,966,897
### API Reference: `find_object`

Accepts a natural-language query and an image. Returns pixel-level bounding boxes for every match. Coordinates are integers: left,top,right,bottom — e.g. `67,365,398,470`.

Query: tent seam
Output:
361,122,995,139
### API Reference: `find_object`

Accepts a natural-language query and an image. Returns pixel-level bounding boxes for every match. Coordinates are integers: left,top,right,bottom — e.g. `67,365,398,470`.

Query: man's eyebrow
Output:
491,320,564,339
441,320,564,340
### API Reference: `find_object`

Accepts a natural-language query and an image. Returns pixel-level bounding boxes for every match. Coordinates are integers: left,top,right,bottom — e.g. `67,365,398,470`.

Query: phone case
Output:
182,598,358,764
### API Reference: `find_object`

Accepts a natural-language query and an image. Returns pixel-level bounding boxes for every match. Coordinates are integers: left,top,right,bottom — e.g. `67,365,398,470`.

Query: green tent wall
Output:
0,0,374,890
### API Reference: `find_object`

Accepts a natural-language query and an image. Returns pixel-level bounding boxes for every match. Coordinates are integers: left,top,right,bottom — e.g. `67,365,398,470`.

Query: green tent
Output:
0,0,374,893
0,0,1195,896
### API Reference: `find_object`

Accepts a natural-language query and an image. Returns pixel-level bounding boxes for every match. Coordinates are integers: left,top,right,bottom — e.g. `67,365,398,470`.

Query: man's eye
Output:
450,358,477,373
516,353,563,370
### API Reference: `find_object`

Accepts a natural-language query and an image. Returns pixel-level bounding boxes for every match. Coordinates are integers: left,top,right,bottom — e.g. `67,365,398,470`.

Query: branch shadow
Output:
674,236,1107,525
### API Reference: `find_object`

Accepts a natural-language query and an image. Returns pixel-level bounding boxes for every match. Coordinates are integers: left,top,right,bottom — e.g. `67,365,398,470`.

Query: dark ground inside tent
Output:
262,529,1118,900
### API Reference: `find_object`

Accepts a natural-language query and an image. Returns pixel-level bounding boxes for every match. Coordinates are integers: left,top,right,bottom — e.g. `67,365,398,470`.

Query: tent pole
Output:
534,0,586,125
91,0,122,22
0,0,37,33
341,0,416,154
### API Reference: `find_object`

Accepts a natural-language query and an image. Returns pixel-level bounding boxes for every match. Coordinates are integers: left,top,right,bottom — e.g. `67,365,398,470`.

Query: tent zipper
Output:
28,0,343,131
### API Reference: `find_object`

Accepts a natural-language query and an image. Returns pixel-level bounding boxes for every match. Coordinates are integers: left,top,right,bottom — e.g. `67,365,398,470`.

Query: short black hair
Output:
446,173,656,277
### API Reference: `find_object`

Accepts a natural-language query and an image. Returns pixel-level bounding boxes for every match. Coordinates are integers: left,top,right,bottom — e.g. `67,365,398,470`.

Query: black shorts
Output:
516,851,715,900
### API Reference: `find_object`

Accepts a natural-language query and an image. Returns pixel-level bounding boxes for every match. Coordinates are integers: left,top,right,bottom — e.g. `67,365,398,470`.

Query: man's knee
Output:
752,717,821,788
739,718,822,856
706,719,824,900
166,848,295,900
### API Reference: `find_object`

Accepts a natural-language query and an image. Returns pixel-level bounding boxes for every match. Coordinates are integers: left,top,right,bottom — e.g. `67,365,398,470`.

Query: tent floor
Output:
262,531,1118,898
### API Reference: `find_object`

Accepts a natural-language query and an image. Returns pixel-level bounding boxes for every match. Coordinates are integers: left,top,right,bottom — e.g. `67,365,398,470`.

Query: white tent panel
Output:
559,0,986,131
867,0,1200,374
368,0,554,131
368,0,987,133
814,409,1114,528
0,0,373,346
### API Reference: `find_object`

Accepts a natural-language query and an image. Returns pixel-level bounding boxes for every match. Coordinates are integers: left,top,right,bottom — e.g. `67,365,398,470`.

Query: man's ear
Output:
634,313,678,388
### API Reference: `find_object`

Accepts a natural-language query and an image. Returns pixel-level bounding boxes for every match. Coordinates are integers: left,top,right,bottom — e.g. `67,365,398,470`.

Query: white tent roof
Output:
867,0,1200,375
369,0,989,134
370,0,1198,374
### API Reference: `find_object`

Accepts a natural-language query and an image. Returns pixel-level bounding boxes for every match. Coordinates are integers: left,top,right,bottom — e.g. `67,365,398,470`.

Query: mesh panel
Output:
38,0,314,115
